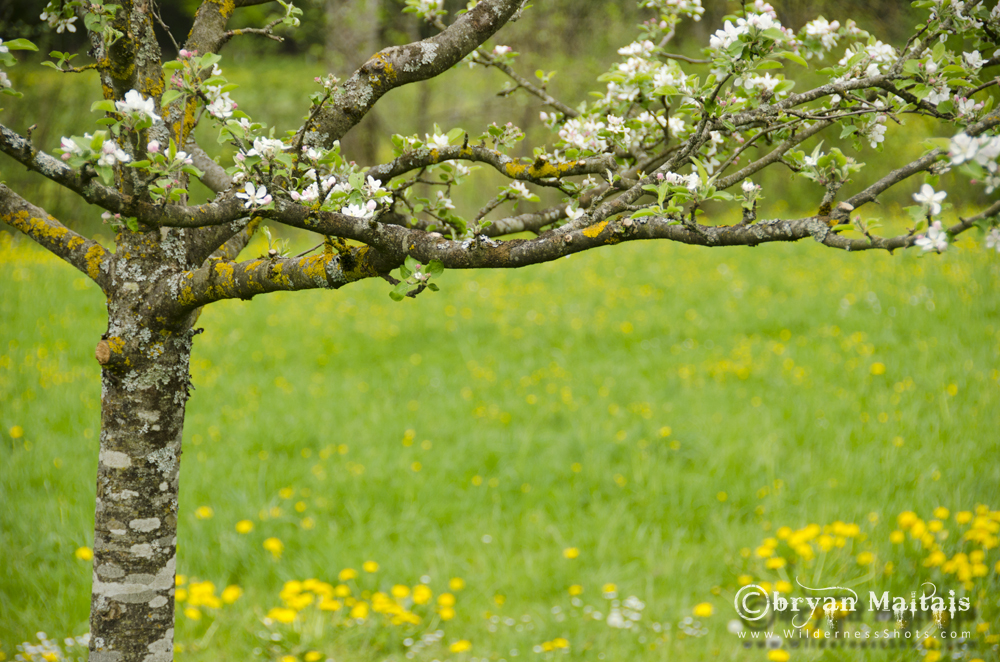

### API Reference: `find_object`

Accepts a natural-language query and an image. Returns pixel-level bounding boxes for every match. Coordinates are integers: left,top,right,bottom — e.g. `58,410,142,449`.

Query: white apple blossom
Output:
115,89,161,122
742,180,757,194
0,71,9,89
493,45,512,56
949,133,980,164
247,137,287,159
985,228,1000,253
97,140,130,167
915,220,948,252
913,184,946,216
236,182,272,208
962,50,984,71
428,133,450,148
804,17,841,50
60,137,83,155
435,191,455,210
566,205,585,221
0,39,8,54
207,95,236,119
147,140,161,154
365,176,383,195
710,20,744,51
864,40,895,64
668,117,686,136
509,181,531,199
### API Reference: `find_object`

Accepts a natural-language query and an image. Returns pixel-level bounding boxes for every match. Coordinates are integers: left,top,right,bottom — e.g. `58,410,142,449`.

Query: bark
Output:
87,226,200,661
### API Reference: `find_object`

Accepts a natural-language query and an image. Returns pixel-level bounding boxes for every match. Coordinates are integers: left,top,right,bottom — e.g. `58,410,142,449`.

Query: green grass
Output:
1,224,999,661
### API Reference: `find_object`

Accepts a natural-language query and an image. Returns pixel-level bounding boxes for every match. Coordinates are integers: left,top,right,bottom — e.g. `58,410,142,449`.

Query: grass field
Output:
2,219,999,661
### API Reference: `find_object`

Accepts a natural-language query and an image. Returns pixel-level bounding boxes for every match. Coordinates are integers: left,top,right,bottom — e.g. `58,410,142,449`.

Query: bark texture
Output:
87,224,200,660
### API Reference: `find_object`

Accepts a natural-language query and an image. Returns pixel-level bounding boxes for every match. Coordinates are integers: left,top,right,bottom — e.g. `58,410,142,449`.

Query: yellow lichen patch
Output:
503,160,578,179
299,254,331,282
7,211,70,245
107,337,125,354
268,262,292,288
582,220,609,238
342,246,379,282
210,261,238,299
85,244,107,281
243,260,264,273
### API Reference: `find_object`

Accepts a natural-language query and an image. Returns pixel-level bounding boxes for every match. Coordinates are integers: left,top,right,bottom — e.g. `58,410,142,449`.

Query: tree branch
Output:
0,184,113,294
308,0,524,146
368,146,614,185
166,243,392,311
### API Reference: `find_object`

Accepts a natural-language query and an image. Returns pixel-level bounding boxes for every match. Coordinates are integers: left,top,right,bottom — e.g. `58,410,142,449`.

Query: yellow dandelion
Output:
438,592,456,607
956,511,973,524
775,580,792,593
10,425,24,438
926,652,941,662
183,607,202,621
737,574,753,586
767,650,789,662
857,551,874,565
221,585,242,604
897,511,919,529
693,602,713,617
889,530,904,544
602,583,617,595
449,640,472,653
194,506,213,519
870,362,886,375
493,594,505,607
304,653,322,662
263,537,284,559
440,606,456,620
362,560,379,573
765,557,787,569
235,519,253,534
74,546,94,561
563,547,580,559
391,584,410,599
319,597,342,611
300,517,315,529
280,656,296,662
175,588,188,602
350,601,369,620
552,638,570,649
449,577,466,591
933,507,949,519
279,487,294,499
568,584,583,596
412,584,432,605
338,567,358,582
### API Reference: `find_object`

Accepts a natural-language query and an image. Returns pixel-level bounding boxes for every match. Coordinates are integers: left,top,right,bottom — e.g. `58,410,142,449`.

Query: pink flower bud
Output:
148,140,161,153
366,200,377,212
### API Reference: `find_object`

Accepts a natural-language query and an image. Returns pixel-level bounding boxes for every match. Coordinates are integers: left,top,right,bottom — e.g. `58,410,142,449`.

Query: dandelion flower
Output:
563,547,580,559
74,546,93,561
449,640,472,653
263,537,284,559
363,560,379,573
693,602,714,617
195,506,213,519
338,568,358,582
449,577,466,591
235,519,253,534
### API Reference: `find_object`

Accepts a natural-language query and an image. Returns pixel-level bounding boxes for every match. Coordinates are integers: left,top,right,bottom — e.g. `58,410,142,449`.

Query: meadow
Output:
2,17,1000,660
2,216,999,660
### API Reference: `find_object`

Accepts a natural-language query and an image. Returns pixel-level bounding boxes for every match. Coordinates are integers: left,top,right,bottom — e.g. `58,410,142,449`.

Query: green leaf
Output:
427,283,439,292
160,90,183,107
389,291,405,301
774,51,807,67
41,61,63,71
631,207,661,219
127,160,151,168
91,99,117,114
426,260,444,276
755,61,784,70
4,38,38,51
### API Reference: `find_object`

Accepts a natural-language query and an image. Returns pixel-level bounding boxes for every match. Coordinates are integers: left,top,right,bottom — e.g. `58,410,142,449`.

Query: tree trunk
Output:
88,231,198,662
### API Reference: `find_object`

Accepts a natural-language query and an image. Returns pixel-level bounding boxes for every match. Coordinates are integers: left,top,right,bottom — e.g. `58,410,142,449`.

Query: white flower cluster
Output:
115,89,161,123
246,137,288,160
950,133,1000,193
39,5,77,33
803,17,841,51
660,170,701,191
639,0,704,20
915,220,949,253
606,595,645,629
205,84,237,120
236,182,272,209
559,118,608,153
98,140,130,167
710,12,781,51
